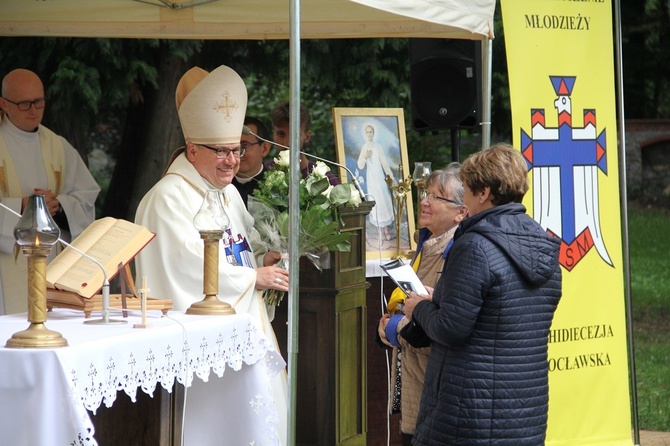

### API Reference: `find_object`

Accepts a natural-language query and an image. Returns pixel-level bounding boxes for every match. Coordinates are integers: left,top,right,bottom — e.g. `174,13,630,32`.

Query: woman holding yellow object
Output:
377,163,467,445
404,144,562,445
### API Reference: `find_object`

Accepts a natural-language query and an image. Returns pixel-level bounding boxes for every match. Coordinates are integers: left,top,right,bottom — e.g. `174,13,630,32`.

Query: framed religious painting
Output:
332,107,416,261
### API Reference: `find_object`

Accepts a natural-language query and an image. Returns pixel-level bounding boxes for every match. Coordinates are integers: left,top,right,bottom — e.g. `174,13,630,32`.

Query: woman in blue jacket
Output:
404,143,562,445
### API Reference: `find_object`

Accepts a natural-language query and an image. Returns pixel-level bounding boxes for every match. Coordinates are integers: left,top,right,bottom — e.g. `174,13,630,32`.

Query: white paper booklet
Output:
380,259,429,297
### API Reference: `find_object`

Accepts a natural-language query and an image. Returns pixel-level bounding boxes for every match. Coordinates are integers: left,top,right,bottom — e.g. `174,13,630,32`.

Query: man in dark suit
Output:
232,116,272,206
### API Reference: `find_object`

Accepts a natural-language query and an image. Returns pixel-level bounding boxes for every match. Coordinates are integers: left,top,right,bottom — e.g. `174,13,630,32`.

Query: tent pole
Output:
612,0,639,443
287,0,301,445
481,36,492,149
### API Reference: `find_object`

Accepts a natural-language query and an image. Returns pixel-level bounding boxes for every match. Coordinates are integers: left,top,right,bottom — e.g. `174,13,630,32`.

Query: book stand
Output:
47,264,172,318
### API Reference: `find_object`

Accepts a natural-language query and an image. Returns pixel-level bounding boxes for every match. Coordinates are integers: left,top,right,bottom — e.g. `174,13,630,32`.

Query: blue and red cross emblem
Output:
521,76,612,271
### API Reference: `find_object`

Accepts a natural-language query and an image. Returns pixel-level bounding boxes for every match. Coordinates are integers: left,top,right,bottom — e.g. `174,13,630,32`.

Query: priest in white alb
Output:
0,68,100,315
134,65,288,445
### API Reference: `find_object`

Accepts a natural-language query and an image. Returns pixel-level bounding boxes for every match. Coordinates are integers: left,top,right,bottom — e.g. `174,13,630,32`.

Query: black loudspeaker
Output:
410,39,481,131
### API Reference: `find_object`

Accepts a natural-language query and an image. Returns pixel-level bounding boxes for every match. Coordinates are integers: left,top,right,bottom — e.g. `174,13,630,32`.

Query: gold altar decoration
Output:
6,194,68,348
187,190,235,315
385,163,413,260
412,162,432,228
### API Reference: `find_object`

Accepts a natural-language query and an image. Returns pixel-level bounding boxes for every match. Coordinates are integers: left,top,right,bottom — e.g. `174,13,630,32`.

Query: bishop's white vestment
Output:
135,152,288,444
0,117,100,315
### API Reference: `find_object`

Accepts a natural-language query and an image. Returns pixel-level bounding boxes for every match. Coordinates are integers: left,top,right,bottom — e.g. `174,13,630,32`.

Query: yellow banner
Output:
501,1,632,445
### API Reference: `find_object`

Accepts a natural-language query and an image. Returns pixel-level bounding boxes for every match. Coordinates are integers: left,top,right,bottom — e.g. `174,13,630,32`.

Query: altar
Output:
0,309,285,446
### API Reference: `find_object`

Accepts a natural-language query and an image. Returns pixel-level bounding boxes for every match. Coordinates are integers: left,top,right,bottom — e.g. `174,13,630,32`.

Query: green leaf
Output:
311,194,329,207
277,211,290,238
306,177,330,196
329,184,353,205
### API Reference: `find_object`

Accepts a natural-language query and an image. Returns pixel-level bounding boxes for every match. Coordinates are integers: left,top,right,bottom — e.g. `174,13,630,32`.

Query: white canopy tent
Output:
0,0,494,40
0,1,496,444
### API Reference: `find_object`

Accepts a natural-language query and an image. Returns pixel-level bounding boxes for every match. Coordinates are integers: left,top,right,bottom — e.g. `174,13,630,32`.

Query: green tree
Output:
0,37,497,220
0,37,202,218
620,0,670,118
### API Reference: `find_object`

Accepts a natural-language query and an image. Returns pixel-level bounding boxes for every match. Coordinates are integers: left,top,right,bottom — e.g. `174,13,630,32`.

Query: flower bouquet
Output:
249,151,362,305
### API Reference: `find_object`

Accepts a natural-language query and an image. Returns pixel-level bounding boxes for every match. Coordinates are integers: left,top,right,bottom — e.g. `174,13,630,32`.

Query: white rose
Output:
274,150,290,167
312,161,331,178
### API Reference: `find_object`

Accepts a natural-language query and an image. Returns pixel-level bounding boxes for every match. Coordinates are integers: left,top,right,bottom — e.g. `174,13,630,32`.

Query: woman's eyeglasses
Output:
425,192,459,205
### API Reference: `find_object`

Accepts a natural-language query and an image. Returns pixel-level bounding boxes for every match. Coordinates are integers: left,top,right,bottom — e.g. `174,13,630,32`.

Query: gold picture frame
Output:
332,107,415,261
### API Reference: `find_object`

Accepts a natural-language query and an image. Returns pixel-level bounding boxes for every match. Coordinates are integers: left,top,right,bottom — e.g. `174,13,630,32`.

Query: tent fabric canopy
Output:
0,0,495,40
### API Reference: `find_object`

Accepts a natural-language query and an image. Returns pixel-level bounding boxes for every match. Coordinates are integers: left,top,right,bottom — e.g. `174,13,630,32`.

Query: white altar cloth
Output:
0,309,285,446
366,259,388,277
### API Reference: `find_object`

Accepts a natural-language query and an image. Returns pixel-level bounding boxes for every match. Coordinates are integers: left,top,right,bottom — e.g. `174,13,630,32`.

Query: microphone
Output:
243,125,367,201
0,202,126,325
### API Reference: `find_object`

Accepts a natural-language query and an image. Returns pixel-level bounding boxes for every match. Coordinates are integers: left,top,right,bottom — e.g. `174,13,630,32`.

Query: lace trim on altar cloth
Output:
61,318,284,446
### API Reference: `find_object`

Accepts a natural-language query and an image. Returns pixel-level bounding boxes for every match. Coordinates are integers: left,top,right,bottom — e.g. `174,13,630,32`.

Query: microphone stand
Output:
243,125,367,201
0,202,126,325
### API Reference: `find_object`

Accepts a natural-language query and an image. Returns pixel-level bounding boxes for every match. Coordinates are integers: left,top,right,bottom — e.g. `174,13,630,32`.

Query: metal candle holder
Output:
6,194,68,348
186,190,235,315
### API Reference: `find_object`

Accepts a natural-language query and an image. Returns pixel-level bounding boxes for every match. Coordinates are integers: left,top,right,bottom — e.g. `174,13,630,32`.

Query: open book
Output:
46,217,156,299
380,258,429,297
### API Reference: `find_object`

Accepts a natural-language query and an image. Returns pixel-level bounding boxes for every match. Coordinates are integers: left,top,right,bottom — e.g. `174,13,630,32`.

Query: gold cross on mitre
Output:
212,91,238,123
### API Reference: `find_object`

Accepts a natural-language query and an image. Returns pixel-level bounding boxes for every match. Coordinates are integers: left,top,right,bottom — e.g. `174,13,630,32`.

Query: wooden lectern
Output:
273,201,374,446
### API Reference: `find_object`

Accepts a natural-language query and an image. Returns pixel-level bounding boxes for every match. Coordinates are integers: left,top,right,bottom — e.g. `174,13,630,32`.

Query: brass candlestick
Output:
6,246,67,348
6,194,67,348
186,230,235,315
186,189,235,315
